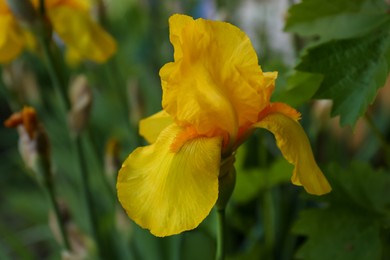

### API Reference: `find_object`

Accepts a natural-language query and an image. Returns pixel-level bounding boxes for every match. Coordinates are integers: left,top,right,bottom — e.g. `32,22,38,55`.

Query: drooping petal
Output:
139,110,173,144
258,102,301,122
254,112,331,195
48,7,116,63
160,14,276,138
117,123,222,237
0,15,24,63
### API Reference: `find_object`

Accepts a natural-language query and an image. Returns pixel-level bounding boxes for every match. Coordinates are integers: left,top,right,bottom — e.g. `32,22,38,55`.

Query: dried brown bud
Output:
2,62,41,105
68,75,92,135
4,106,51,181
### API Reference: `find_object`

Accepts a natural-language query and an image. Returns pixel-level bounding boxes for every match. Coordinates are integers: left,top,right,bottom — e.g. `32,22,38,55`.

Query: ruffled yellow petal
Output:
161,14,276,138
0,15,24,63
117,123,222,237
139,110,173,144
48,6,116,63
254,112,331,195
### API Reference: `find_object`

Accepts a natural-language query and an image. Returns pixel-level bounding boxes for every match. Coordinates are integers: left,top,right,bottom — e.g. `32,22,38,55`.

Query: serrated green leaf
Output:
285,0,390,41
296,28,390,126
292,162,390,260
293,208,382,260
324,162,390,215
273,71,323,107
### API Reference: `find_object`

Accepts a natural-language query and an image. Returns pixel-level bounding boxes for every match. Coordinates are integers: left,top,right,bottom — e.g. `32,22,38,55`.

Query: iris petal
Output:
255,113,331,195
117,123,222,237
161,14,276,137
139,110,173,144
48,7,116,63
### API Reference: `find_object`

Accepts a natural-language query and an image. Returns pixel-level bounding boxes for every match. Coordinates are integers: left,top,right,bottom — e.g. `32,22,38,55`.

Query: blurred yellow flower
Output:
117,14,331,237
0,0,116,64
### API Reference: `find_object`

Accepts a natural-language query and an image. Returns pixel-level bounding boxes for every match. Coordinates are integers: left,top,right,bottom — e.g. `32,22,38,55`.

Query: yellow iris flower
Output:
0,0,116,64
117,14,331,237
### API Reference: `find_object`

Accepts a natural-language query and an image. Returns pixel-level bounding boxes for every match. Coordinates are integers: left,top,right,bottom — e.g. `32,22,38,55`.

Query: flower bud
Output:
2,62,41,105
4,106,51,185
68,75,92,135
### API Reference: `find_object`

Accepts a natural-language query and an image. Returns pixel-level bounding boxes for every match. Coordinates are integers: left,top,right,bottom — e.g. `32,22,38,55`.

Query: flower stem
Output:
35,9,102,256
216,208,226,260
46,176,72,250
74,135,99,243
35,155,71,250
38,35,70,112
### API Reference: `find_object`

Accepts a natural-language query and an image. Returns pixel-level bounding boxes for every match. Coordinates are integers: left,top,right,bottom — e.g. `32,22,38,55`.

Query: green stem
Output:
35,155,71,251
74,135,99,243
263,188,276,259
38,35,70,111
35,11,102,257
216,209,226,260
39,0,46,15
46,178,72,250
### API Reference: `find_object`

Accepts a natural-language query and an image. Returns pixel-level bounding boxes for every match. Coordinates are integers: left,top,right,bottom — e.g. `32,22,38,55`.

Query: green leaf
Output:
273,71,323,107
285,0,390,41
293,208,382,260
292,162,390,260
296,27,390,126
324,163,390,215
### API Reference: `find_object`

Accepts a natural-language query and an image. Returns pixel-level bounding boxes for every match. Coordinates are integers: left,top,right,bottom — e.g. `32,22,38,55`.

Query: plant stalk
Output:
216,208,226,260
35,155,71,251
46,177,72,250
35,7,101,256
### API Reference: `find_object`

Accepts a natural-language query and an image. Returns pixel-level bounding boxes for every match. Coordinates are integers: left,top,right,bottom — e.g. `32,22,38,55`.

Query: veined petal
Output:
48,7,116,63
117,123,222,237
0,15,24,63
139,110,173,144
161,14,276,137
254,112,331,195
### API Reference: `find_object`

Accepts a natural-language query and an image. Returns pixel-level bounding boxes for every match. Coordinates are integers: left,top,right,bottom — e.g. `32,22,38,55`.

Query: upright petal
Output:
254,112,331,195
48,7,116,63
139,110,173,144
161,14,276,138
0,15,24,63
117,123,222,237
